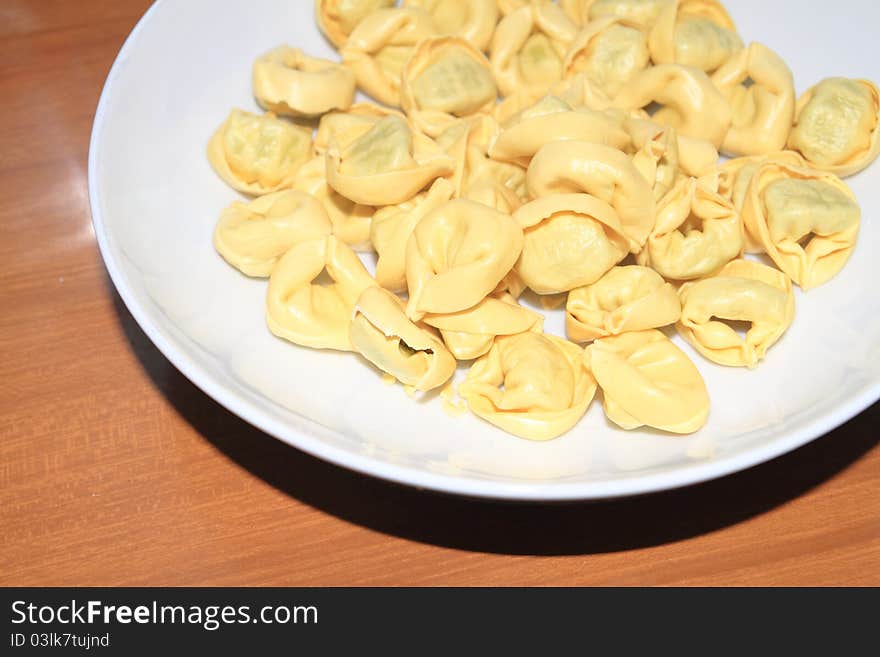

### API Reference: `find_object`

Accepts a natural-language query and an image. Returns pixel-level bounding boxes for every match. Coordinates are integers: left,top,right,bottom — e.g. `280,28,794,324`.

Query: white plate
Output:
89,0,880,500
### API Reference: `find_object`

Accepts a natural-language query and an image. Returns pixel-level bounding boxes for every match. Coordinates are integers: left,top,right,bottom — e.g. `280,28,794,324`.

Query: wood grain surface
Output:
1,0,878,587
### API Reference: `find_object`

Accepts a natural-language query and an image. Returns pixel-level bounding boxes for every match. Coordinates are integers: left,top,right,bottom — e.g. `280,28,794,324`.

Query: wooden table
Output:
2,0,878,587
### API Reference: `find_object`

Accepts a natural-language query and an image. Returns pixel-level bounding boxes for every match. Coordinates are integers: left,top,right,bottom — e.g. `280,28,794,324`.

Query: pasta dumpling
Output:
563,16,650,97
628,121,680,200
489,1,578,97
350,286,456,391
637,176,743,280
313,103,405,156
566,266,681,342
625,116,719,177
787,77,880,178
611,64,732,147
648,0,742,72
326,115,454,205
315,0,396,48
252,46,356,117
741,162,860,289
266,235,376,351
514,194,630,294
400,37,497,136
405,199,524,320
339,8,438,106
585,329,710,433
422,292,544,360
526,140,656,249
214,190,333,277
404,0,499,51
207,109,312,195
371,178,456,292
677,258,795,367
459,332,598,440
711,42,795,156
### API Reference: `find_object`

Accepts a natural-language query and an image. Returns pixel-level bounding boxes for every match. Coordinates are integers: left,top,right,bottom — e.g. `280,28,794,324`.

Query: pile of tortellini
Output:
208,0,879,441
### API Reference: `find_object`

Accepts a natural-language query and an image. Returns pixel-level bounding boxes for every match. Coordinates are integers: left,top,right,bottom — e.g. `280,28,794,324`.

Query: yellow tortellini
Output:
787,77,880,178
711,43,795,156
488,95,630,166
489,0,579,98
740,162,861,290
207,109,312,195
339,8,438,106
514,194,630,294
559,0,598,27
214,190,333,277
563,16,651,98
326,115,455,206
677,259,795,367
585,329,710,433
349,286,457,391
291,156,374,251
315,0,396,48
611,64,732,148
252,46,356,118
405,198,524,320
266,235,376,351
566,266,681,342
648,0,742,72
459,332,598,440
404,0,499,52
422,292,544,360
371,178,456,292
637,176,743,281
400,37,498,137
526,140,656,249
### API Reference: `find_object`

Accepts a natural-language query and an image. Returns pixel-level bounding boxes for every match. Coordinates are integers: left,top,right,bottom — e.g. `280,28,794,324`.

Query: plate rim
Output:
88,0,880,501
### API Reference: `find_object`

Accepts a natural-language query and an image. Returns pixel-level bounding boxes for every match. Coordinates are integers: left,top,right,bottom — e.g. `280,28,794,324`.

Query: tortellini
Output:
787,77,880,177
711,43,795,156
611,64,732,148
566,266,681,342
313,103,405,156
266,235,376,351
625,116,719,178
585,330,710,433
648,0,742,72
514,194,630,294
526,140,656,249
214,190,333,277
489,0,578,97
637,175,743,281
291,156,374,251
405,199,524,320
315,0,396,48
489,96,630,166
740,162,860,290
400,37,498,137
459,332,598,440
207,109,312,195
404,0,499,52
339,8,438,106
371,178,456,292
677,259,795,367
422,292,544,360
349,286,457,391
326,115,454,206
252,46,356,118
563,16,650,97
559,0,598,27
